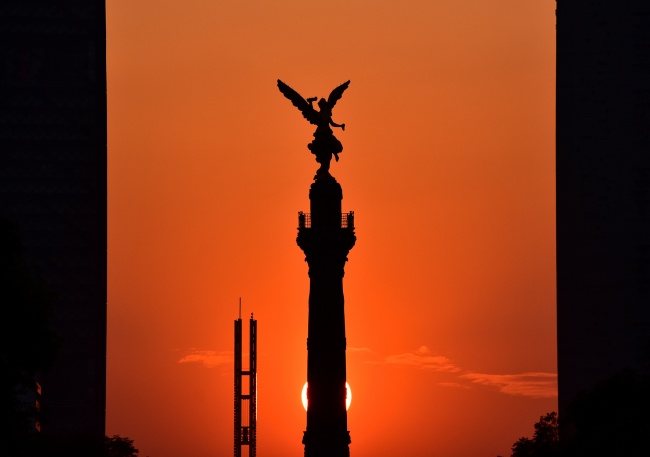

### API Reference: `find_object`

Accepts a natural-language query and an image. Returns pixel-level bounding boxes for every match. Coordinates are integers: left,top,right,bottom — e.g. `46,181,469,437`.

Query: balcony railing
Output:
342,211,355,229
298,211,355,229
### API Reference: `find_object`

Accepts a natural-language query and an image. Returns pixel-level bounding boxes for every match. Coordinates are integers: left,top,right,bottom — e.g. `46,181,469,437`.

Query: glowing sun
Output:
301,382,352,411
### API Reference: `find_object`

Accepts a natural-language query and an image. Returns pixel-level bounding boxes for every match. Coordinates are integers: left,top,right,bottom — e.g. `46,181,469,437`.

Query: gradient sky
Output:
106,1,556,456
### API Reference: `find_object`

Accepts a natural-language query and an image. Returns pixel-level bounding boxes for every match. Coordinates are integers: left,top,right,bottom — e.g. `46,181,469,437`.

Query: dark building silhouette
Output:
556,0,650,441
0,0,107,452
297,178,355,457
234,311,257,457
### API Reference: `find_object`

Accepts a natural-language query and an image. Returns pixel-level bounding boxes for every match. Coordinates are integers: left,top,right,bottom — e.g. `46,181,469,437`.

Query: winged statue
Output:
277,79,350,180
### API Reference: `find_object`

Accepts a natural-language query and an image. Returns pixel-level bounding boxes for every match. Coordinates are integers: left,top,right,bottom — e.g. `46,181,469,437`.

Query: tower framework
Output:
234,313,257,457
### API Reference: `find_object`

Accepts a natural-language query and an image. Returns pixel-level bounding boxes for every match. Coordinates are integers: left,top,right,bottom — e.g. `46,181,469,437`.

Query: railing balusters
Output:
298,211,354,229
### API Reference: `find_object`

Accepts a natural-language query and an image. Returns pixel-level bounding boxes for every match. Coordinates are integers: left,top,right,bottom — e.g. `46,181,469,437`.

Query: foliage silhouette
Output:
509,412,559,457
105,435,139,457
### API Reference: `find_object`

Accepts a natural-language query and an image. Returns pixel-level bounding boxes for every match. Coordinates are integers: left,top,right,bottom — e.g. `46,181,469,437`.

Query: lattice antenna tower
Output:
234,299,257,457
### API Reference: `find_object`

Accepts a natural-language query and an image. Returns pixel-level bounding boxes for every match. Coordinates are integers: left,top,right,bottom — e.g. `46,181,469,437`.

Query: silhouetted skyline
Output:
556,0,650,447
0,1,107,455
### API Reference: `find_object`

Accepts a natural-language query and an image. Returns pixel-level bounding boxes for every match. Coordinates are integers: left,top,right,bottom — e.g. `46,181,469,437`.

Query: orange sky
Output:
106,1,556,456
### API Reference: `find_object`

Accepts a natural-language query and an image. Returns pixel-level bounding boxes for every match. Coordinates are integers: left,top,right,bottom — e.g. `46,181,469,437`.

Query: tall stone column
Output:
297,175,356,457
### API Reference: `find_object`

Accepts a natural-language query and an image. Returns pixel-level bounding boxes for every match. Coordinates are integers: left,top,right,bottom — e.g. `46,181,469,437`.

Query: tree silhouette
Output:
510,412,559,457
105,435,139,457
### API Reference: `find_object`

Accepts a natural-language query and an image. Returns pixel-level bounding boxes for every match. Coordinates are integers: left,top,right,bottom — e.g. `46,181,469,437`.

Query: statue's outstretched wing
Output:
327,80,350,109
277,80,319,125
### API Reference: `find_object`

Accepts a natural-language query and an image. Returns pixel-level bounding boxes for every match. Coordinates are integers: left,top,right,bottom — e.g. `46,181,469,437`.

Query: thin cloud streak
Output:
461,372,558,398
178,350,232,368
438,382,471,390
365,345,557,398
378,345,462,373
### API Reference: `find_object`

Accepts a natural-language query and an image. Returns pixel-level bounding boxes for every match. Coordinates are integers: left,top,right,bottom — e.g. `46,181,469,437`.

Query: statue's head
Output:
318,98,327,109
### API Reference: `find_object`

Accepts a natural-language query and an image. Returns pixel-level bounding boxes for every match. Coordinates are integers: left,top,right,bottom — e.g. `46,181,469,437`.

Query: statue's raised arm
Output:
277,79,350,180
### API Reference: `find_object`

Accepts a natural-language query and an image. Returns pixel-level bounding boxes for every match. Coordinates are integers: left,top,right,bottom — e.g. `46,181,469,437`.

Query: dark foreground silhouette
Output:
502,369,650,456
1,219,57,456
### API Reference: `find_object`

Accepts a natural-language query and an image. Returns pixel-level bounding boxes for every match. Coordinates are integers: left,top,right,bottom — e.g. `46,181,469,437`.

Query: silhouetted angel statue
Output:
277,79,350,180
